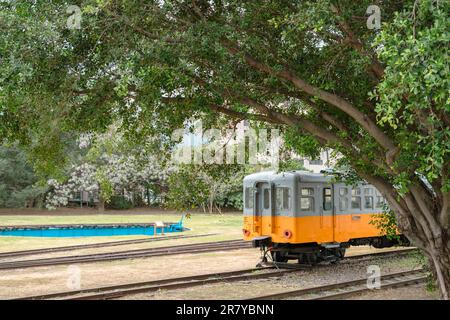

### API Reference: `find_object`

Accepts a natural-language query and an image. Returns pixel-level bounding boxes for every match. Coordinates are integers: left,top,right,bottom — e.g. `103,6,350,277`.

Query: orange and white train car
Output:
242,171,404,263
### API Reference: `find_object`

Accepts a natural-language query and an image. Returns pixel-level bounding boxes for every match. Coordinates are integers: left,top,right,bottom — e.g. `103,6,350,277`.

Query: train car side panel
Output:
243,214,382,244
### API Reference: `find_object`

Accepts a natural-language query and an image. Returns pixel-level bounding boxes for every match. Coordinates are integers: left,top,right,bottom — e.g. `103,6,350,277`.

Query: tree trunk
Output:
98,192,105,213
209,197,213,214
361,174,449,299
427,249,450,299
390,196,449,299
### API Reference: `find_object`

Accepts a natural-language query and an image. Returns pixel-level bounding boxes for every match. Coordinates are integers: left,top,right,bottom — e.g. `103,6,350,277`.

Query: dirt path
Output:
0,248,260,299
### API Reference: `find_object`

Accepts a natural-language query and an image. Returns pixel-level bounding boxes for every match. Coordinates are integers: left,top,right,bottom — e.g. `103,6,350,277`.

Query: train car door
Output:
321,185,335,242
255,182,271,235
332,183,347,242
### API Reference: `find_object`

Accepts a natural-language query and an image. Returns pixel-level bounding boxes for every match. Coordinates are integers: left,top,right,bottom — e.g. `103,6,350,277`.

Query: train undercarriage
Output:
253,235,410,265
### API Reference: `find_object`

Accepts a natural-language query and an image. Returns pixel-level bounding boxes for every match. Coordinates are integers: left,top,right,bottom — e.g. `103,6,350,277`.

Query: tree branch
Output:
330,4,385,79
222,40,398,156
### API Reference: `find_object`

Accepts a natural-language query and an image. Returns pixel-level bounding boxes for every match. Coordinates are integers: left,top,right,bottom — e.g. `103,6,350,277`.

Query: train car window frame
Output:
301,188,314,196
276,187,291,211
339,197,348,211
299,187,314,211
263,188,270,209
323,187,332,211
351,188,361,209
375,196,385,208
339,187,349,211
245,187,254,209
364,196,374,209
351,196,361,209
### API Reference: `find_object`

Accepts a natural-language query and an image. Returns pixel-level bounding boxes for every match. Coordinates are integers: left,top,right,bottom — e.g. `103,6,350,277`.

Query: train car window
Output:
276,189,281,210
351,196,361,209
300,198,313,210
299,188,314,211
245,188,253,209
283,188,291,210
375,196,385,208
339,187,348,211
351,188,361,209
364,196,374,209
276,187,291,210
263,189,270,209
339,187,348,196
301,188,314,196
323,188,332,210
339,197,348,211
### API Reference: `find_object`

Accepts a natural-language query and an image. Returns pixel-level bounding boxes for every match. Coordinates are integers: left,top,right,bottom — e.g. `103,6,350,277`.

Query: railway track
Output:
11,249,419,300
0,241,416,271
0,233,218,259
340,247,417,261
261,247,417,269
249,268,426,300
13,266,302,300
0,239,252,270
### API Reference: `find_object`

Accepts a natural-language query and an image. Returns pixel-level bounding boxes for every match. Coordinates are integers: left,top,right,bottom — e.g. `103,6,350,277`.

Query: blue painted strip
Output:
0,224,184,238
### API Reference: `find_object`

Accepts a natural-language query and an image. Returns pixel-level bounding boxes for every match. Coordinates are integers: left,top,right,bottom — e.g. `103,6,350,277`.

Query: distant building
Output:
290,149,334,173
68,191,98,207
238,121,334,173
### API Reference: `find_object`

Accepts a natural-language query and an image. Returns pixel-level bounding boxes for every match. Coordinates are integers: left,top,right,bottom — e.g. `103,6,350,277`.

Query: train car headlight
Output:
242,229,250,237
283,229,293,239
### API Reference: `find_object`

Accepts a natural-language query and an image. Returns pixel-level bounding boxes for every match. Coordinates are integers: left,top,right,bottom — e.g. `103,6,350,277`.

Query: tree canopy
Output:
0,0,448,297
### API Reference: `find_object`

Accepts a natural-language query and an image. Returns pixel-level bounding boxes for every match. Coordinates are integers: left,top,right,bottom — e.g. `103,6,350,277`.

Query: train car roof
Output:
243,170,333,184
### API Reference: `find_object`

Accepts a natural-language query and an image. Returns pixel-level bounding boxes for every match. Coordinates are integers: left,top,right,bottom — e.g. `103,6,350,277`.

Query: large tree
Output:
0,1,448,297
0,144,46,207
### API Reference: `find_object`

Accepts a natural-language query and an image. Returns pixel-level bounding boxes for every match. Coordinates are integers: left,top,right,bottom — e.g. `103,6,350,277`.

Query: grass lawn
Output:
0,212,244,252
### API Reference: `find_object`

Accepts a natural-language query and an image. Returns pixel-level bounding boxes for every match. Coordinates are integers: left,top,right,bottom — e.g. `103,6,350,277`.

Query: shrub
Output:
106,195,133,210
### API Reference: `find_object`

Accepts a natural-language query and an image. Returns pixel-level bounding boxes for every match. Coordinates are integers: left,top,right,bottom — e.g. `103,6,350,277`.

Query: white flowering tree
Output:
45,127,171,211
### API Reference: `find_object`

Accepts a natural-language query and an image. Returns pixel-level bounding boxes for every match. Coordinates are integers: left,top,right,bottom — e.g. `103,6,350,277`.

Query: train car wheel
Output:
271,251,288,263
328,248,346,264
298,253,318,265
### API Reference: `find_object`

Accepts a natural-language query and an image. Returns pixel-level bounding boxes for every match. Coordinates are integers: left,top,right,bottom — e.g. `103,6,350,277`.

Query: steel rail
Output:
13,267,303,300
10,250,420,300
248,269,425,300
343,247,417,261
0,233,218,259
311,275,426,300
0,240,252,270
0,245,416,272
70,268,304,300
